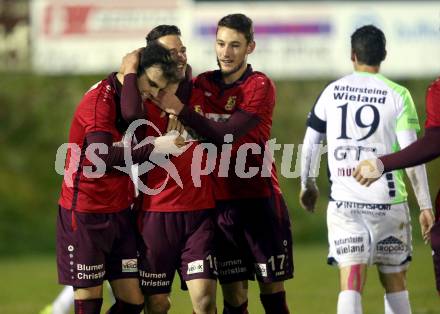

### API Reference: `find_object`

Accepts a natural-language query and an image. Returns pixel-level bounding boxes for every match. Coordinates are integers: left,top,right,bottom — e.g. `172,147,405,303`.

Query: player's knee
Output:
258,281,285,294
193,294,216,314
74,285,103,300
378,270,407,293
106,299,144,314
221,283,248,307
145,294,171,314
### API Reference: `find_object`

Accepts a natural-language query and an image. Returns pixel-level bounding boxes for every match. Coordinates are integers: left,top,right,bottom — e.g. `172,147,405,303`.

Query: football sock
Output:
384,290,411,314
260,291,290,314
337,290,362,314
74,298,103,314
223,300,248,314
52,286,74,314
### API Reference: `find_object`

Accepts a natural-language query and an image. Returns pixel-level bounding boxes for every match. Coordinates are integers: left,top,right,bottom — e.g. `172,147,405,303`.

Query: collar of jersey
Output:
212,64,253,89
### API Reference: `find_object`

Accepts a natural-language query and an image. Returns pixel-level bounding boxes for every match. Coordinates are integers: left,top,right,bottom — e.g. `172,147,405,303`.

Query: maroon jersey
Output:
59,74,134,213
140,99,215,212
425,78,440,129
192,65,282,200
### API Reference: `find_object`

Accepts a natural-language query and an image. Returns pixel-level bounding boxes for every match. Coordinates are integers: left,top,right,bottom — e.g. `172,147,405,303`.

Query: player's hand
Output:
353,159,384,187
152,90,184,115
152,133,185,155
167,114,185,134
119,48,143,75
419,208,435,244
299,181,319,213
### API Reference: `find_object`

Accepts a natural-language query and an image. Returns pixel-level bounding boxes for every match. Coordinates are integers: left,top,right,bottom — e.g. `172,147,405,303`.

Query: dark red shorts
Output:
215,194,294,284
137,209,217,295
431,189,440,293
56,206,139,288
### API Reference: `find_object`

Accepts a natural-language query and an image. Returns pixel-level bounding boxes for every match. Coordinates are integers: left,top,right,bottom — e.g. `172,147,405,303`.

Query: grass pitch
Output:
0,243,437,314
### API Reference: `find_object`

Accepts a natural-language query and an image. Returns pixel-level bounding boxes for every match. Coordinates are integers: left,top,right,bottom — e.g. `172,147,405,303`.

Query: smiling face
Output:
215,26,255,83
137,65,169,100
157,35,187,81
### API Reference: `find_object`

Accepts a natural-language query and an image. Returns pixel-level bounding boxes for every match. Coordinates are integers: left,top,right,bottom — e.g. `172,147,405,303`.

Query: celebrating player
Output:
154,14,293,314
120,25,217,314
56,43,183,314
299,25,434,314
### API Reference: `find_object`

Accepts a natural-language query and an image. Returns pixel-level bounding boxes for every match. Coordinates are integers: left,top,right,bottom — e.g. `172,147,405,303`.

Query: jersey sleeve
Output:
425,78,440,129
79,85,115,134
306,88,327,133
238,75,275,116
395,88,420,132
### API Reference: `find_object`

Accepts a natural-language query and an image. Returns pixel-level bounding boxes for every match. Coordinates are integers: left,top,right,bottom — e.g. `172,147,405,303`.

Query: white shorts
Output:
327,201,412,271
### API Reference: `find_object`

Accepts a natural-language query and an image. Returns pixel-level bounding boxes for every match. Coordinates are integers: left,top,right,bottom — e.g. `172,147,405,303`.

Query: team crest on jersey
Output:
225,96,236,111
194,105,203,114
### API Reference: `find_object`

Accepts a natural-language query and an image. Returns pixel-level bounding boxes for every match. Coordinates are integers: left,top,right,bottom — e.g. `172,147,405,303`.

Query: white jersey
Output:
307,71,420,204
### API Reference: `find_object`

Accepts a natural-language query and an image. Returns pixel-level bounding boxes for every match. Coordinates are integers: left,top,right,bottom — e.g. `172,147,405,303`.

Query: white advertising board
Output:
31,1,440,78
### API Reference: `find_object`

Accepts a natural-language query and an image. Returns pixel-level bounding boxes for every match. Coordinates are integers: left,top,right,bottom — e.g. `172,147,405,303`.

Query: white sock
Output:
52,286,74,314
384,290,411,314
337,290,362,314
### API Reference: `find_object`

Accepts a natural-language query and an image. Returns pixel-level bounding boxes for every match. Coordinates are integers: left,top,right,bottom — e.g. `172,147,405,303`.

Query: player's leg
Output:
138,211,181,314
145,294,172,314
215,201,254,313
377,265,411,314
258,281,289,314
57,207,113,314
105,209,144,313
337,264,367,314
327,201,371,314
186,279,217,314
372,202,413,314
221,281,249,313
182,209,218,314
107,278,144,314
244,196,293,314
73,286,104,313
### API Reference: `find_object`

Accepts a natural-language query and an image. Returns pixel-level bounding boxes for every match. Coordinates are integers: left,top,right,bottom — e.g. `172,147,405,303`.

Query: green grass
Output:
0,243,437,314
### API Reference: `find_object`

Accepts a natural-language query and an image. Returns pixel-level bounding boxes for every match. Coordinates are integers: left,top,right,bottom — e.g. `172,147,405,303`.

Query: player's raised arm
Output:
119,49,145,122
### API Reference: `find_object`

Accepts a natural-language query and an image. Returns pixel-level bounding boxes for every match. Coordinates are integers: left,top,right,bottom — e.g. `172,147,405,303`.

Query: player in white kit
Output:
299,25,434,314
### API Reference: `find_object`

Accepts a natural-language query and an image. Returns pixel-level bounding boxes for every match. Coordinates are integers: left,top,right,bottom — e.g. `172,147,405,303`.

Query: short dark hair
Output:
146,25,181,45
351,25,386,66
137,42,179,83
217,13,254,43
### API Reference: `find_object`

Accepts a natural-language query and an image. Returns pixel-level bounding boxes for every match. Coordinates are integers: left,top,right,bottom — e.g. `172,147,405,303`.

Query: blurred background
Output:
1,0,439,313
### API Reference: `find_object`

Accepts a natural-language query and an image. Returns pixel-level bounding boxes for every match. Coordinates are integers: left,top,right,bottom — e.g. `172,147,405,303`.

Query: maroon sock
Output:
260,291,290,314
74,298,103,314
105,298,144,314
223,300,248,314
